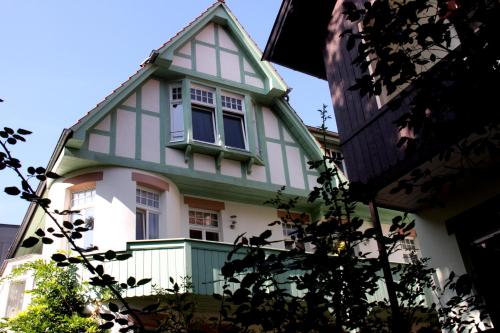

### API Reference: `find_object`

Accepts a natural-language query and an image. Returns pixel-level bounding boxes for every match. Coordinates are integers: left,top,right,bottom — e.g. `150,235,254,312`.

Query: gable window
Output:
71,188,95,249
191,86,216,144
136,188,160,240
188,209,220,241
170,84,184,142
221,92,246,150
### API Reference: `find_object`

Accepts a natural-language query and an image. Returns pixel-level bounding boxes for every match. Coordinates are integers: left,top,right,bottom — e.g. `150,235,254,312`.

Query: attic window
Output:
191,85,217,144
221,92,246,150
170,84,184,142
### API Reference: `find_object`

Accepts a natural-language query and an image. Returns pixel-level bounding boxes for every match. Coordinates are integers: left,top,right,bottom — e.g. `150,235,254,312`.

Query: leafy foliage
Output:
0,260,102,333
217,107,491,332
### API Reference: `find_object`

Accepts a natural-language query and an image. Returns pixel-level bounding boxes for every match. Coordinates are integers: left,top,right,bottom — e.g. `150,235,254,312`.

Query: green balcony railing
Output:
84,238,432,306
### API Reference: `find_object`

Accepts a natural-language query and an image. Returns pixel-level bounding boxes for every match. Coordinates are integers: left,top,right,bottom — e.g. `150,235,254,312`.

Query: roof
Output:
70,1,288,144
263,0,337,80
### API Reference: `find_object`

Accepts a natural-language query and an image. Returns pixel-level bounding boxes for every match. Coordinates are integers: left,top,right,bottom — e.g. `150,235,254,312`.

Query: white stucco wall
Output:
123,93,136,108
195,44,217,76
267,142,286,185
44,168,183,254
218,28,238,51
262,107,280,140
88,133,110,154
172,56,192,69
285,145,305,189
115,109,136,158
141,114,160,163
195,23,215,44
220,50,241,82
141,79,160,113
94,114,111,131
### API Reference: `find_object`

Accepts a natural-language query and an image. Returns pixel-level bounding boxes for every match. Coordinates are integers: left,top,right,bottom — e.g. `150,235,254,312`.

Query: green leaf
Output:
63,221,73,230
68,257,82,264
41,237,53,244
100,312,115,321
136,278,151,286
105,250,116,260
95,265,104,275
51,253,67,262
45,171,60,179
35,228,45,237
21,236,39,248
99,322,114,329
4,186,20,196
116,253,133,261
73,219,85,226
108,302,119,312
17,128,32,135
93,254,105,261
127,277,136,287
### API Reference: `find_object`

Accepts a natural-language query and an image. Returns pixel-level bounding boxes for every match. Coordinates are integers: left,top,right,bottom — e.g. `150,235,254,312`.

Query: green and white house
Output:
0,1,422,321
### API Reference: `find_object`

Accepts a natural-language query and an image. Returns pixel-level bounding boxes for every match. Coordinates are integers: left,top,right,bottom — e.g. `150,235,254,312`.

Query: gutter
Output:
2,128,73,271
262,0,293,61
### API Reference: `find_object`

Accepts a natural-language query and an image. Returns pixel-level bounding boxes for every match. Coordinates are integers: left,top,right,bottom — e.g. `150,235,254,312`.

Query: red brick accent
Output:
132,172,169,192
184,196,225,211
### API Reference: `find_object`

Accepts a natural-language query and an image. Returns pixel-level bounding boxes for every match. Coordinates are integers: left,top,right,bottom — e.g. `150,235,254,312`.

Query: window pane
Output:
206,232,219,242
6,280,26,318
192,108,215,143
148,213,159,239
136,211,145,240
223,114,245,149
189,229,203,240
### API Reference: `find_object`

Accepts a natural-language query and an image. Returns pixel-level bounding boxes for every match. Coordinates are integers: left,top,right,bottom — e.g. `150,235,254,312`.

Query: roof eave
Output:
4,129,73,263
263,0,337,80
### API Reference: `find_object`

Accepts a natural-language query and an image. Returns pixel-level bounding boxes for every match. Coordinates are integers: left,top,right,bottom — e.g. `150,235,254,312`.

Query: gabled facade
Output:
264,0,500,327
0,1,420,324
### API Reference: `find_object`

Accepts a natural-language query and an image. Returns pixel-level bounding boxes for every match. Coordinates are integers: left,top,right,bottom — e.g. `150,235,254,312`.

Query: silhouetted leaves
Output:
21,236,39,248
51,253,67,262
4,186,20,195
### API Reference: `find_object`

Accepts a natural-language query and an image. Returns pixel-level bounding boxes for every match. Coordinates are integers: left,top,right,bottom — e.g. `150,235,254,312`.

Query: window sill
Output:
167,140,264,169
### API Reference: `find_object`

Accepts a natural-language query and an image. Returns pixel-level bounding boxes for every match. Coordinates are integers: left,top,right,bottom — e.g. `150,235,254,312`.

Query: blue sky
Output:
0,0,335,225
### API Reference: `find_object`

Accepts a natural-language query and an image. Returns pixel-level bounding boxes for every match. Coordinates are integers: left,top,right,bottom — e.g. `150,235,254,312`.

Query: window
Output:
282,221,298,250
185,84,249,151
191,86,216,144
400,238,419,264
279,210,312,252
5,280,25,317
188,209,220,241
136,188,160,240
170,85,184,142
221,92,246,150
71,188,95,249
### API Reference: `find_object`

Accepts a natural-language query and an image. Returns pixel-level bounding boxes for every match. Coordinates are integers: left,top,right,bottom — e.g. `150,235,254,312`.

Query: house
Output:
0,1,421,326
263,0,500,327
0,224,19,268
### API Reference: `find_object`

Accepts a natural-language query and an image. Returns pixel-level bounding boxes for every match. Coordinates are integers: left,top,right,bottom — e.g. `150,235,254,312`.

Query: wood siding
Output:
324,0,410,186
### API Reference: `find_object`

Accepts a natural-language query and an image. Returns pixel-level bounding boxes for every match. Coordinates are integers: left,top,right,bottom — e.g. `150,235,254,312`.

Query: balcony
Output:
82,238,432,307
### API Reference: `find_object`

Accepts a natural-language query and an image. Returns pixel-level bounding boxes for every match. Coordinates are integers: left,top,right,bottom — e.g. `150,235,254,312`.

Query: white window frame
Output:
70,188,96,249
190,85,217,145
282,221,297,250
170,83,184,142
188,208,221,242
136,187,160,240
221,91,248,151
